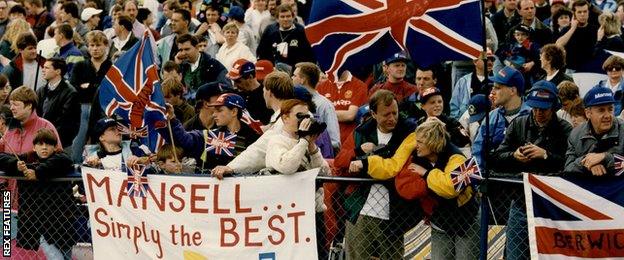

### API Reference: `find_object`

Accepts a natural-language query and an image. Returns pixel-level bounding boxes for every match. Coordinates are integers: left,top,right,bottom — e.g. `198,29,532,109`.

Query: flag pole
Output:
166,118,180,165
33,51,43,92
479,0,491,259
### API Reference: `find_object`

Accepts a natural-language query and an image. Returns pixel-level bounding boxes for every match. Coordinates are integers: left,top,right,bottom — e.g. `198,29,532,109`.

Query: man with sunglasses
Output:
450,48,495,120
598,55,624,116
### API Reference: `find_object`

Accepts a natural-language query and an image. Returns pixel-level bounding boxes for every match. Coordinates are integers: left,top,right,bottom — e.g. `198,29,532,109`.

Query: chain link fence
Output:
1,172,529,260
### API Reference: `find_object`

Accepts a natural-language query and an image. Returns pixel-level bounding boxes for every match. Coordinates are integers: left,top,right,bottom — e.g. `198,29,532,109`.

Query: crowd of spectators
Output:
1,0,624,259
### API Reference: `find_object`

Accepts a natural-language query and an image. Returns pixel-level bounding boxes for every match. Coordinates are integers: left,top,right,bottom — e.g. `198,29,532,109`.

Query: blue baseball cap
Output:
468,94,491,123
584,86,616,107
525,80,559,109
93,118,117,137
293,85,312,102
489,66,525,94
196,82,230,101
207,93,246,109
384,51,410,65
226,6,244,21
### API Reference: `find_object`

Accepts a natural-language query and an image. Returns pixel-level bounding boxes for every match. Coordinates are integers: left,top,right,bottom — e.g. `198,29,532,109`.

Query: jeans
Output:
505,199,529,260
344,215,403,260
430,221,479,260
71,104,91,163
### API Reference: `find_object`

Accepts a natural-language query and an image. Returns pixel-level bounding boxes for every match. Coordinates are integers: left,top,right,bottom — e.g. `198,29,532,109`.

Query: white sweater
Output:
265,131,327,175
227,117,284,173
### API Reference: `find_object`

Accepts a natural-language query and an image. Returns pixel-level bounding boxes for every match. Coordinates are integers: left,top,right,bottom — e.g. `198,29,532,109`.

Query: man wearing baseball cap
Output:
565,86,624,176
368,51,417,102
228,59,273,124
183,81,231,131
159,93,260,172
492,80,572,259
81,7,102,31
472,66,530,169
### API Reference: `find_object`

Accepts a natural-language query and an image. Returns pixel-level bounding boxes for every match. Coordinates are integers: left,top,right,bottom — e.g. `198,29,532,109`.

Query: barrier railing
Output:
0,171,528,260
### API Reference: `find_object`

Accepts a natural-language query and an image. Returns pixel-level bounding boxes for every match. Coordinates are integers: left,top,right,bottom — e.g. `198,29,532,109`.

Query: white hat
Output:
81,7,102,22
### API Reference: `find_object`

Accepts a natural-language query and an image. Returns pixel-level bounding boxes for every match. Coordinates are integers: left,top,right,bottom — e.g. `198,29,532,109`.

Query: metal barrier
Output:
0,172,529,260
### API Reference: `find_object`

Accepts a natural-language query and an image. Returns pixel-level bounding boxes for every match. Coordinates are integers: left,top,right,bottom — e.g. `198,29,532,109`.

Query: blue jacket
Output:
472,104,530,170
450,73,473,119
57,42,85,79
598,81,624,116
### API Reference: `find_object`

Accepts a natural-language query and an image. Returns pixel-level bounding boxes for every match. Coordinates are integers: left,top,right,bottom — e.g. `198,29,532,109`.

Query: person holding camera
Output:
491,80,572,259
265,98,327,174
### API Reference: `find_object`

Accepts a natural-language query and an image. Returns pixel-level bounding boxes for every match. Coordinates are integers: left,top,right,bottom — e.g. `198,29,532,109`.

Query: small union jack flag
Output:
205,130,237,157
450,157,483,193
614,154,624,176
126,164,149,197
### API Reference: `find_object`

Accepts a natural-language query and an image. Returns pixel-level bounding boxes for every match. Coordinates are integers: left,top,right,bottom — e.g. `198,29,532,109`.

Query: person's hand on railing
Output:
589,164,607,176
211,166,233,180
84,155,101,167
582,152,606,170
349,160,363,173
23,169,36,180
360,142,375,154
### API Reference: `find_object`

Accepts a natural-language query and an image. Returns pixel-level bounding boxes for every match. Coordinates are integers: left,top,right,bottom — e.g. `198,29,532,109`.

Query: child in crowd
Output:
569,99,588,128
497,25,540,90
0,128,76,259
150,143,195,174
83,118,150,170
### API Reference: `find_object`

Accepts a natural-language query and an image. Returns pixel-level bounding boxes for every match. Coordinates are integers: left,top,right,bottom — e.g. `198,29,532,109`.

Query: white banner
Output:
81,167,319,260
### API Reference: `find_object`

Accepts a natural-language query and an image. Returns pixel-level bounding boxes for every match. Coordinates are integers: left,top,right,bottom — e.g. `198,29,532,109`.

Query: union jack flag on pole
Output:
305,0,485,80
450,157,483,193
524,174,624,258
99,31,166,152
126,164,150,197
205,130,237,157
614,154,624,176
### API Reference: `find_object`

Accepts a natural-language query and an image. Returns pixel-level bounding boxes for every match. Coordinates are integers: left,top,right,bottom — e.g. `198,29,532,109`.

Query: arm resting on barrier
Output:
366,132,416,180
426,154,467,199
34,152,74,180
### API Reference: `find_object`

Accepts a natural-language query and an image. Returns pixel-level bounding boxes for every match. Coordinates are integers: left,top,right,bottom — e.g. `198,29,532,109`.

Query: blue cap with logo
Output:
489,66,525,94
468,94,491,123
207,93,246,109
384,51,410,65
93,118,117,138
525,80,559,109
584,86,616,107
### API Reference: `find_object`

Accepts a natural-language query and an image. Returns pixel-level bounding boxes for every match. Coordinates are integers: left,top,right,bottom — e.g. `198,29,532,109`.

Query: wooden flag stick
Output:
166,119,180,164
0,136,21,160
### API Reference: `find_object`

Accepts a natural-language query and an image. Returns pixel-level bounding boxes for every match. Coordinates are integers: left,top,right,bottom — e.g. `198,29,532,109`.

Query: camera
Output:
296,113,327,137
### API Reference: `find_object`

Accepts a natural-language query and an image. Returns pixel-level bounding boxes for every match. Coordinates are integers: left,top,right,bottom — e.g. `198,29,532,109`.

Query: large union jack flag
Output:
524,174,624,258
99,31,166,152
450,157,482,193
205,130,237,157
305,0,484,80
126,164,150,197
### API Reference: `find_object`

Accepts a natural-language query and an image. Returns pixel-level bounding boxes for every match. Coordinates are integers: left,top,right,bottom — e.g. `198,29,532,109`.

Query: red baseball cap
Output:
227,59,255,80
255,60,274,81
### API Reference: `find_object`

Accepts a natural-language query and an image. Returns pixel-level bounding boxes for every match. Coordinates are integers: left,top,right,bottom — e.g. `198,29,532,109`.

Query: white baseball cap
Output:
81,7,102,22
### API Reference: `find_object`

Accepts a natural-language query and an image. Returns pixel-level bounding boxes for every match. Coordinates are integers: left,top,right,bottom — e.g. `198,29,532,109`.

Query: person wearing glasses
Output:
598,55,624,116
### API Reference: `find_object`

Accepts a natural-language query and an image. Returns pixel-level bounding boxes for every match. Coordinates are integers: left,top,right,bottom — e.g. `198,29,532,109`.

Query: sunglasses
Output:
607,67,622,72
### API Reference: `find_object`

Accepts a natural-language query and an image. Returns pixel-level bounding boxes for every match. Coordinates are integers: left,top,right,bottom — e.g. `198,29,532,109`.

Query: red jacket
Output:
394,156,437,217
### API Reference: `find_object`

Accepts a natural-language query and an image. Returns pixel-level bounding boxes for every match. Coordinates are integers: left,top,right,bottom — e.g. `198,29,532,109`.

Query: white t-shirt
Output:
100,153,123,171
360,129,392,220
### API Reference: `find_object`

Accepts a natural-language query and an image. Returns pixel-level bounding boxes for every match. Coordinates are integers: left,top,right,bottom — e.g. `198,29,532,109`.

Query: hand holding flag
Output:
450,157,483,193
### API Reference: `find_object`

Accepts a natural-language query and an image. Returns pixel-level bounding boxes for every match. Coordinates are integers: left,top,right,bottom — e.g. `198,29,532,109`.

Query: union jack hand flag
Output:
305,0,484,80
450,157,483,192
205,130,237,157
126,164,149,197
99,31,166,152
614,154,624,176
